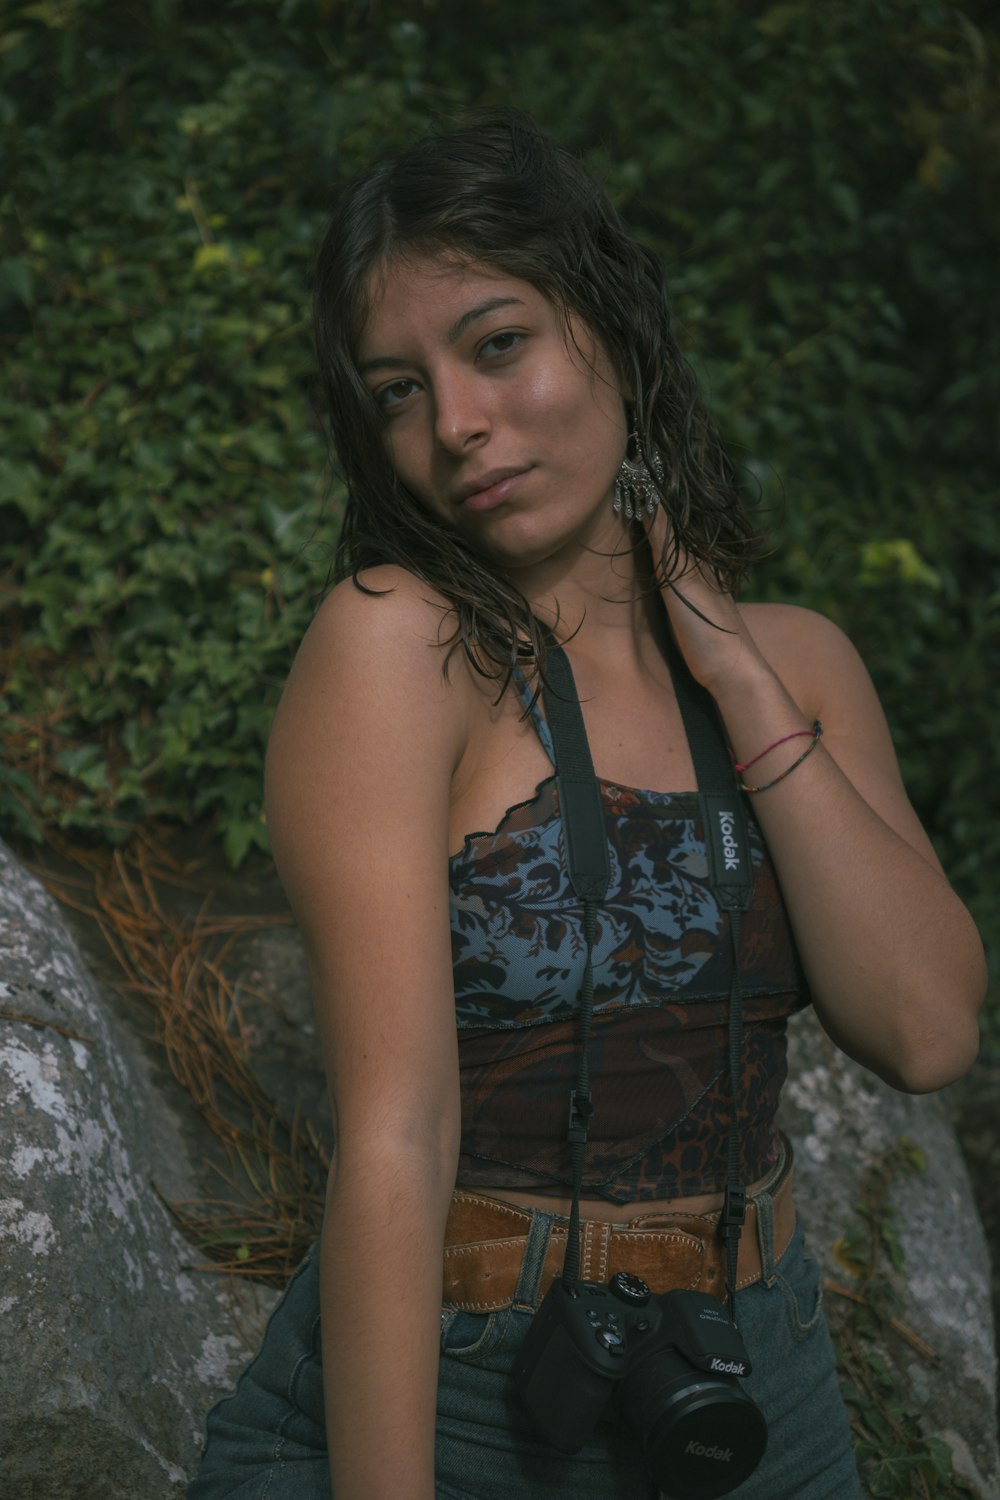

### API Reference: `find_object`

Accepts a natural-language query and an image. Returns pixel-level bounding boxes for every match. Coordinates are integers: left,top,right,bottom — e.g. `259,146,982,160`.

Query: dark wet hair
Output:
313,108,763,674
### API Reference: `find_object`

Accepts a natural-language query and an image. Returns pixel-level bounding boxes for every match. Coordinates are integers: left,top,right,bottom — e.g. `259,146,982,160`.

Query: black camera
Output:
513,1271,767,1499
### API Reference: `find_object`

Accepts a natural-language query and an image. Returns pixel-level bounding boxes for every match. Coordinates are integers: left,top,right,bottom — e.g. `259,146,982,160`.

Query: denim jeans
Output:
188,1208,863,1500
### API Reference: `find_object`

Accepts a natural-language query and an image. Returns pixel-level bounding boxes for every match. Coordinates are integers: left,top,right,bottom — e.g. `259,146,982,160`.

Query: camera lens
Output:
620,1352,767,1499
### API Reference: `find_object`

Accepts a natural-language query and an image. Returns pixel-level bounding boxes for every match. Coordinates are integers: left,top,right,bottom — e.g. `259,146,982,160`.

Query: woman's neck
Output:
514,531,663,667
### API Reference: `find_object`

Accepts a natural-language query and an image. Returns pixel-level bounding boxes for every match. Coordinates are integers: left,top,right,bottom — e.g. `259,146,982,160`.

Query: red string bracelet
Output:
733,724,819,775
739,722,823,794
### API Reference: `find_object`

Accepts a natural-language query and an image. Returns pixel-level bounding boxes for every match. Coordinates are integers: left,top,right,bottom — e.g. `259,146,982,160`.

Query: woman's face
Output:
356,254,629,577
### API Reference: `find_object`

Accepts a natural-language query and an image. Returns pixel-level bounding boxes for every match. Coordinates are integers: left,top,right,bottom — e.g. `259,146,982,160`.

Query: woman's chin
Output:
460,508,625,579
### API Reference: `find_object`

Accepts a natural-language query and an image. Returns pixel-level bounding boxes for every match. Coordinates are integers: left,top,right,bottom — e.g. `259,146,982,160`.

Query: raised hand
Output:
644,504,768,701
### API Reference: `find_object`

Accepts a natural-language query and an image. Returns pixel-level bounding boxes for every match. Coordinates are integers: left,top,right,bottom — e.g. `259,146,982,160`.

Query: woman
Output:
189,111,985,1500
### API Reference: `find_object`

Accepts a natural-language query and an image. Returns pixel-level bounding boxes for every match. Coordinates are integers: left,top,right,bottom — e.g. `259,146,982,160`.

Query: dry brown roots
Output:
31,830,327,1286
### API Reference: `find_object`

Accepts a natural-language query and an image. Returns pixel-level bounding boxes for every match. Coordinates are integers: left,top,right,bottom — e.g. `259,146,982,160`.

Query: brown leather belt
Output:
443,1139,795,1313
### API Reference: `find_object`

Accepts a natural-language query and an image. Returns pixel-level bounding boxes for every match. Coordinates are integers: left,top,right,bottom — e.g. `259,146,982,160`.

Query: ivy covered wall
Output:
2,0,997,1025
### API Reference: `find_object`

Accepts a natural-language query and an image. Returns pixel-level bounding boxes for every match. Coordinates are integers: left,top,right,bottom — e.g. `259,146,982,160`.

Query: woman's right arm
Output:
265,569,468,1500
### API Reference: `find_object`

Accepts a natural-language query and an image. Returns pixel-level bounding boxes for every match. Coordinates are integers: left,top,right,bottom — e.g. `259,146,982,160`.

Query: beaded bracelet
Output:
738,721,823,794
733,725,819,774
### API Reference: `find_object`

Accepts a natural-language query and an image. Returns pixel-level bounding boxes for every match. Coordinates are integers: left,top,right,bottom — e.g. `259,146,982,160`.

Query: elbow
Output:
889,950,988,1093
876,1016,981,1096
860,937,987,1093
819,976,983,1095
328,1104,462,1204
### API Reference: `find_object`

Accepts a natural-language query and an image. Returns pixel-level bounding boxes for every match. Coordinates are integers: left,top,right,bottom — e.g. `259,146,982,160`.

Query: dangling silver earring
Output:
612,430,665,521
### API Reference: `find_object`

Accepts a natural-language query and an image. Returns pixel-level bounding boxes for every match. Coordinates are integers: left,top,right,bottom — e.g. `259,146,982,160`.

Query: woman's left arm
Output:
661,576,986,1094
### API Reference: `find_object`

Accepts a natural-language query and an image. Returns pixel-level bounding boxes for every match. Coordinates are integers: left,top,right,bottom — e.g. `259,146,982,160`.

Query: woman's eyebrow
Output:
447,296,525,345
358,296,526,376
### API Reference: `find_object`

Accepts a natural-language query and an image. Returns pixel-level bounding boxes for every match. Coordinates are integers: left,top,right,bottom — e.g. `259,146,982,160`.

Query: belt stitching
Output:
446,1162,792,1308
444,1237,527,1259
450,1186,786,1247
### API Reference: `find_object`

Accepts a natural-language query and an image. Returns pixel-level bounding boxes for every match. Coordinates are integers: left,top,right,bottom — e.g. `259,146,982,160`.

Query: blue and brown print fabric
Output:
449,775,809,1204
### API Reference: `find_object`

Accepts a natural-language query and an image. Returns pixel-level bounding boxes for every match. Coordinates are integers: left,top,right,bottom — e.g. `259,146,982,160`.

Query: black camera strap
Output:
538,638,610,1285
662,628,754,1321
540,627,753,1319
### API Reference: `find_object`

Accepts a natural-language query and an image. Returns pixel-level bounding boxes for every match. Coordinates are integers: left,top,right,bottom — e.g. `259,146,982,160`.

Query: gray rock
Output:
779,1009,998,1497
0,841,276,1500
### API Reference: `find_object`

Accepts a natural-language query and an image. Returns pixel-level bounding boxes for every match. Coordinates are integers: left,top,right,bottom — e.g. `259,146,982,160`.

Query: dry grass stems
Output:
33,831,327,1286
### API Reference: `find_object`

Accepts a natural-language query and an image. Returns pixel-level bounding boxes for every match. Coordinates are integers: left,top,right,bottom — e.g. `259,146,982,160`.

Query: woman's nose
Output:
432,373,491,453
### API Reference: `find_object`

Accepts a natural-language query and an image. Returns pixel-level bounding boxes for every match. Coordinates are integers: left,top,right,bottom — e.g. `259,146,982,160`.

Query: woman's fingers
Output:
641,510,755,693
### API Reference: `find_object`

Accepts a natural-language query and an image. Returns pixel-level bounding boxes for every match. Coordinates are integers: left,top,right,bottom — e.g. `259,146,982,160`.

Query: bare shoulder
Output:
738,602,872,719
272,566,472,743
300,564,458,679
265,567,472,895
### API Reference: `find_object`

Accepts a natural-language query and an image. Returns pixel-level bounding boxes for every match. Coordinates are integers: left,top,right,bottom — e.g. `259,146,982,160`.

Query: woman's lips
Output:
457,468,531,513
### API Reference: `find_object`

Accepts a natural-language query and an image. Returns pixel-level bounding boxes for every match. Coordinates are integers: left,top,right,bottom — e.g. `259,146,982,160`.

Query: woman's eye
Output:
478,331,523,359
375,378,419,411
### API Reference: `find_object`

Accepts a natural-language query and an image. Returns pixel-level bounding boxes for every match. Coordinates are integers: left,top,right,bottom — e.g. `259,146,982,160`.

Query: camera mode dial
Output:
609,1271,650,1306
